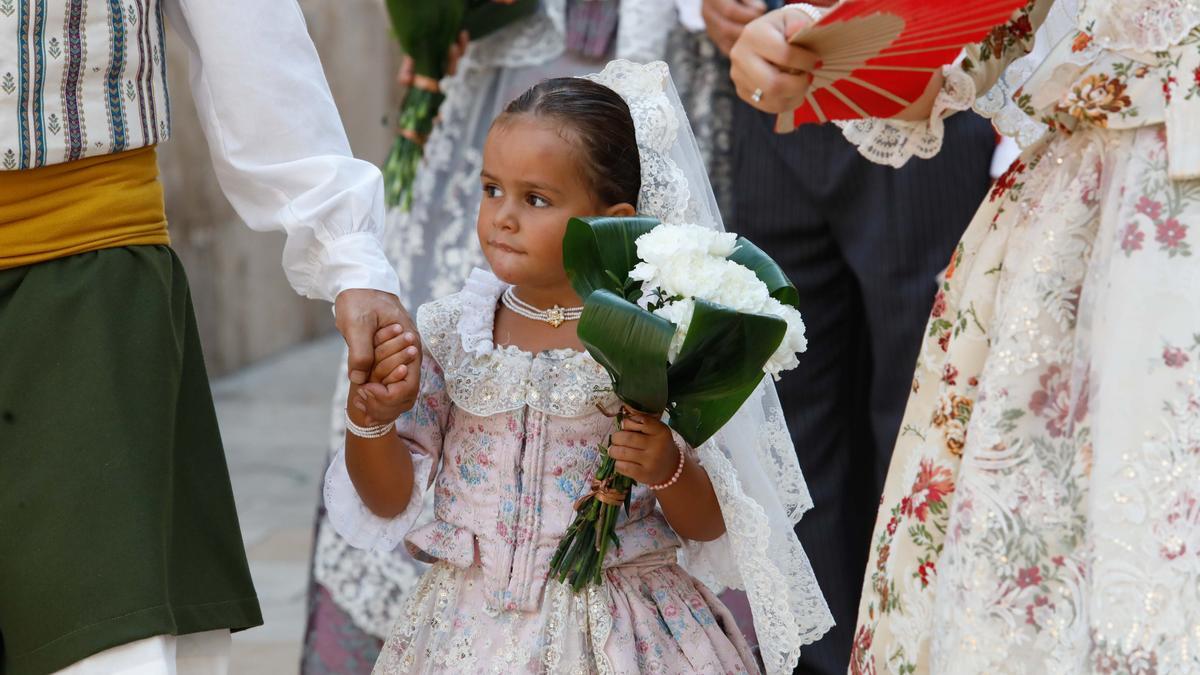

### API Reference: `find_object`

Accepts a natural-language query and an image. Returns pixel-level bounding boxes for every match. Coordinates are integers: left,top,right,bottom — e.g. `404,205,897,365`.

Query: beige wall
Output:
160,0,401,376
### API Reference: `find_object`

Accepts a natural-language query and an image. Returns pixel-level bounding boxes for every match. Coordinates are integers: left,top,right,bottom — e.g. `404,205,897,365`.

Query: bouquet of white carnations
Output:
549,216,807,590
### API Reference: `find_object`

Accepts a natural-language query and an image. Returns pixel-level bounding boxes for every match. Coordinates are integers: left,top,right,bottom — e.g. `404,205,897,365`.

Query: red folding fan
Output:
775,0,1031,131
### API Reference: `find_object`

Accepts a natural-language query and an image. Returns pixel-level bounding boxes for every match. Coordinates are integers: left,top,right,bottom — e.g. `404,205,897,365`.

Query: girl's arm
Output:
343,337,451,519
344,387,417,519
609,415,726,542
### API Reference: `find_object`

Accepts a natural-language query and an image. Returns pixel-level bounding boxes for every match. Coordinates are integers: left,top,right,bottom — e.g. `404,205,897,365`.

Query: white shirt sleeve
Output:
164,0,401,302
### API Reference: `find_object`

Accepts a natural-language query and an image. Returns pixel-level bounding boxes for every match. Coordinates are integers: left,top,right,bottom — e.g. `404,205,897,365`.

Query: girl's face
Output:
478,115,635,293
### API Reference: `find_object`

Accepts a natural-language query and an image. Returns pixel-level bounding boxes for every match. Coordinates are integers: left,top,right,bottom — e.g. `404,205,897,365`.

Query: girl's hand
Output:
349,324,421,423
609,413,683,486
730,7,823,113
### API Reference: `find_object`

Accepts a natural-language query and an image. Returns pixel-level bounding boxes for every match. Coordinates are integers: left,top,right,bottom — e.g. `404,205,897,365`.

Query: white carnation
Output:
761,297,808,378
631,222,806,377
652,298,695,362
636,223,737,263
632,224,739,300
709,260,771,313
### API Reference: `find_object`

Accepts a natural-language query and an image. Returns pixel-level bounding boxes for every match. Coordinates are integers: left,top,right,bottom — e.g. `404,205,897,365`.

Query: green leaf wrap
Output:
666,300,787,447
563,216,660,302
576,290,673,414
728,237,801,309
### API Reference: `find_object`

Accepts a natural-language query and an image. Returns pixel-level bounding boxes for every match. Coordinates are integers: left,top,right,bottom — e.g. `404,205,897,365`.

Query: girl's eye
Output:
528,194,550,208
483,184,503,198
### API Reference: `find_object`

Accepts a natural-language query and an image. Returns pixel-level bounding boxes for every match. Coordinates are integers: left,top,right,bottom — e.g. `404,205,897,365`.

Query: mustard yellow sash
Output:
0,146,169,270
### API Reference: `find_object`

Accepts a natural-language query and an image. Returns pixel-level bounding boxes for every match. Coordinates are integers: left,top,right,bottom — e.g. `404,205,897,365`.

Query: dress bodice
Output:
402,269,682,613
1006,0,1200,176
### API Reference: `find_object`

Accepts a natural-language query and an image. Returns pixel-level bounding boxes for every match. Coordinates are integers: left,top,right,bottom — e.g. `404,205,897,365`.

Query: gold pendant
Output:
546,306,566,328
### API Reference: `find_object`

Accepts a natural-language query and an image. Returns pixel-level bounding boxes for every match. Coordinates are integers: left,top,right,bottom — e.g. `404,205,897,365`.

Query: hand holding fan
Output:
776,0,1031,131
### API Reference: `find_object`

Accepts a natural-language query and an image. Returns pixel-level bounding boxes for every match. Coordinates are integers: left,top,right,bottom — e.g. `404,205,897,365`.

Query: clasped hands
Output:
335,289,422,426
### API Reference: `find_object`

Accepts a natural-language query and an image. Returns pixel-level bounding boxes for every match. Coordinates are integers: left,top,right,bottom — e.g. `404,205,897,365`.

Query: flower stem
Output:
548,414,637,590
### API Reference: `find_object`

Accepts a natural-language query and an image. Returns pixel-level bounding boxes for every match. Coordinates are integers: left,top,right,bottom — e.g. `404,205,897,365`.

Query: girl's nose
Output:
494,200,519,232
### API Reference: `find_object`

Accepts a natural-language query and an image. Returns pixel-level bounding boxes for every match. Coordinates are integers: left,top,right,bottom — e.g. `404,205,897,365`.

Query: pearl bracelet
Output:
344,408,396,439
648,446,687,491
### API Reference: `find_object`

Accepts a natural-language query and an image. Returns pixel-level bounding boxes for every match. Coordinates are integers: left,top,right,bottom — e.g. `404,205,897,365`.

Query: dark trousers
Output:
732,105,995,675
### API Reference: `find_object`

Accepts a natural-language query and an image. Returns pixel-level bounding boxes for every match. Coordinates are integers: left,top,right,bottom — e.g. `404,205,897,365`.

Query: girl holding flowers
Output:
325,60,832,674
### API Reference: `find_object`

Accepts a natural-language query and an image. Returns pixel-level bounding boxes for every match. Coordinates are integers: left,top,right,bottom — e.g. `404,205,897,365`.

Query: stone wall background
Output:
160,0,401,376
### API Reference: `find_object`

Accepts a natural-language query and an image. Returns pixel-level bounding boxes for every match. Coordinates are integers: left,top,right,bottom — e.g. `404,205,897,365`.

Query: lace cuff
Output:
323,445,435,552
836,65,978,168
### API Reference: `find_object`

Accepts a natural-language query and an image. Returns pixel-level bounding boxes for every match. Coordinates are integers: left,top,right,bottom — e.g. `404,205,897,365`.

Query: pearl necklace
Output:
501,287,583,328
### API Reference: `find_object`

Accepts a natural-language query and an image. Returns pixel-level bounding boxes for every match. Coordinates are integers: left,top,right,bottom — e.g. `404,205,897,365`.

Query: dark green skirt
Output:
0,246,262,674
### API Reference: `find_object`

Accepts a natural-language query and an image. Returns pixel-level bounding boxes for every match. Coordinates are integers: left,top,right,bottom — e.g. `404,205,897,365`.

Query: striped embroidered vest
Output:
0,0,170,171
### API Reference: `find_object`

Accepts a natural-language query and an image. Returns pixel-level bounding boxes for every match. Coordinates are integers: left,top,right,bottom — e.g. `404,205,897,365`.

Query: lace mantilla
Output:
616,0,678,62
1080,0,1200,52
836,66,978,168
582,60,832,674
680,419,833,675
418,269,615,418
586,61,693,224
460,0,568,72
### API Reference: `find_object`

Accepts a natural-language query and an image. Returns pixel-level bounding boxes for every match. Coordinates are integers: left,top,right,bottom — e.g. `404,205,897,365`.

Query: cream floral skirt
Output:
373,560,758,674
851,125,1200,674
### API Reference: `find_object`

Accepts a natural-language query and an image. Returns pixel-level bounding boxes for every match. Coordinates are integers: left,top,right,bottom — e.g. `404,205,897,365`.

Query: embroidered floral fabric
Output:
848,2,1200,671
839,0,1200,179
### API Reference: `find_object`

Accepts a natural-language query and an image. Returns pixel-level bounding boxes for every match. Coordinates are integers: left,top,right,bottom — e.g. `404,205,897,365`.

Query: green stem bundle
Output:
548,412,635,590
383,87,445,210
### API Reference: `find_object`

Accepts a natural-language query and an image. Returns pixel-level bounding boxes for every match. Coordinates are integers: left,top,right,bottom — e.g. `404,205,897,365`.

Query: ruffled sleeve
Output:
838,0,1055,167
323,352,452,552
676,381,834,675
163,0,399,302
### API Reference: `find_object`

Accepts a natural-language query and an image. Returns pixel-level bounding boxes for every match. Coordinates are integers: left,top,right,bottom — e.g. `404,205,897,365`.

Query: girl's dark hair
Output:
500,77,641,208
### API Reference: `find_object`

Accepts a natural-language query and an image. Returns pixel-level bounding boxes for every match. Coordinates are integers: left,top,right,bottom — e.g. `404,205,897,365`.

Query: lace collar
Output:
456,267,509,357
417,268,615,418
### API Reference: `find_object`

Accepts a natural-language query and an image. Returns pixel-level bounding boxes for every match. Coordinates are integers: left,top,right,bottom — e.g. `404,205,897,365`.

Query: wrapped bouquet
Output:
548,216,808,589
382,0,539,209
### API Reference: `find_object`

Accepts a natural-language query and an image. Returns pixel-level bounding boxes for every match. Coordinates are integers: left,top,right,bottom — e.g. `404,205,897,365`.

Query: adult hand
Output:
702,0,766,56
346,324,422,424
730,6,823,113
395,30,470,88
335,289,423,418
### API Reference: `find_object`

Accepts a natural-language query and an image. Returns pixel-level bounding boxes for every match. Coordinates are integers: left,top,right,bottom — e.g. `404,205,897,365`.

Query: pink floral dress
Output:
838,1,1200,672
325,270,758,674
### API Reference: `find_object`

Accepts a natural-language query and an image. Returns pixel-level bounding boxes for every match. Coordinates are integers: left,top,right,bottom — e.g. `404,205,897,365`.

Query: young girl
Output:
326,60,832,674
734,1,1200,672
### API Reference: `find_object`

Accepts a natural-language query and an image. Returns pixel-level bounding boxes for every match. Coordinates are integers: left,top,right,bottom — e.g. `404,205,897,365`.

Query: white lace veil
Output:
585,60,834,675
